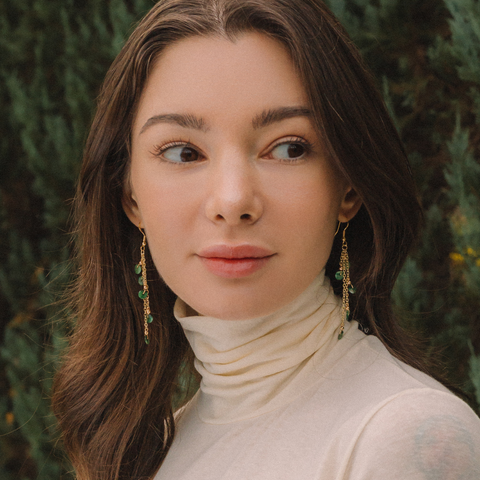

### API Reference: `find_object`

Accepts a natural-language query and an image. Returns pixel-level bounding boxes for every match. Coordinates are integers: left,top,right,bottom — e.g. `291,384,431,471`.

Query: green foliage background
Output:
0,0,479,478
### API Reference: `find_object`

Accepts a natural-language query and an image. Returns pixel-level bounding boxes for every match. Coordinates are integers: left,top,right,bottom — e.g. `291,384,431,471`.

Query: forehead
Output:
133,32,309,134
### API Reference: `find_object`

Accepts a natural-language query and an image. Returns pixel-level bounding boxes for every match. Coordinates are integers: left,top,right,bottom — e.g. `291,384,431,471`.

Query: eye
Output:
153,142,203,164
272,143,305,159
266,138,313,162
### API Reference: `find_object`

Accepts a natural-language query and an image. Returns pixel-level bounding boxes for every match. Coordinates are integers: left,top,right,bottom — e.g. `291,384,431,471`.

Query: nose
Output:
204,157,263,226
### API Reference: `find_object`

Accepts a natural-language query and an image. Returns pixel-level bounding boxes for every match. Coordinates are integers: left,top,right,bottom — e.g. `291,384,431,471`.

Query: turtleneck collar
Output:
174,271,349,424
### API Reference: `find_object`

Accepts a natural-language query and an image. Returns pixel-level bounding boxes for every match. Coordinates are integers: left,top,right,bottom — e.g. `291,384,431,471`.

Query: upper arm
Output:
345,389,480,480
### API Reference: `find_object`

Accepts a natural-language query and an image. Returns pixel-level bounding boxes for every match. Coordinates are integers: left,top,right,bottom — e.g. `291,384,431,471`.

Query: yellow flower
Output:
5,412,14,426
466,247,478,257
450,252,465,265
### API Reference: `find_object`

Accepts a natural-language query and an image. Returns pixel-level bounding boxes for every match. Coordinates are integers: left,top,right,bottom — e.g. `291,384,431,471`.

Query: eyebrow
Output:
140,113,208,134
252,106,312,129
139,106,312,135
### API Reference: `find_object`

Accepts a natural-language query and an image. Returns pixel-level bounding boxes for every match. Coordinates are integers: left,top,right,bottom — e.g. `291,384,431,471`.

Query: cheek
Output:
130,169,195,262
132,161,196,225
275,175,341,232
142,201,193,251
141,200,191,292
276,176,341,267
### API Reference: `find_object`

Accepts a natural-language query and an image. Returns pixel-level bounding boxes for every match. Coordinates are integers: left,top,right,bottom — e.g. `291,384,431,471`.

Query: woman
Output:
52,1,480,479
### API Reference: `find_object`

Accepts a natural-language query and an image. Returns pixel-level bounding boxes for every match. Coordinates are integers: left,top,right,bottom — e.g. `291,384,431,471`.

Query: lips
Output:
197,244,275,278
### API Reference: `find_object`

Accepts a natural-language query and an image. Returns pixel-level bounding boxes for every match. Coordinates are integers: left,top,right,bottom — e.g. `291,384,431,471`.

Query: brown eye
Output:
163,145,201,163
286,143,305,158
270,141,309,161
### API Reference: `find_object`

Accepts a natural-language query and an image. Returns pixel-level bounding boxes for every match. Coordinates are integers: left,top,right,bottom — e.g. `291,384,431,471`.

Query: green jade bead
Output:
335,271,344,281
138,277,144,286
348,285,356,294
138,290,148,299
338,330,344,340
135,264,142,275
144,336,150,345
147,314,153,324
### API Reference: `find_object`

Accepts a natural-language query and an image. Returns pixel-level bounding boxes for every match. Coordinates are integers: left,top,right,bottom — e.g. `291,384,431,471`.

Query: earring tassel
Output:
136,226,153,344
335,223,355,340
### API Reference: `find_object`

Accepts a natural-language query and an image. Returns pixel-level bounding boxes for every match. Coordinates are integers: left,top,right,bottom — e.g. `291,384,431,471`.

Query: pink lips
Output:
197,245,275,278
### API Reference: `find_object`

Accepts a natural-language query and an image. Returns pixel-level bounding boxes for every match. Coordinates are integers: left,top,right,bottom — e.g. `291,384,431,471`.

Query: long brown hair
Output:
53,1,426,478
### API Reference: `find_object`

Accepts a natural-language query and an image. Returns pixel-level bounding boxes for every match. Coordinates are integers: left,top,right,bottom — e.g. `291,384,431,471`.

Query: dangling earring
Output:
135,225,153,345
335,222,355,340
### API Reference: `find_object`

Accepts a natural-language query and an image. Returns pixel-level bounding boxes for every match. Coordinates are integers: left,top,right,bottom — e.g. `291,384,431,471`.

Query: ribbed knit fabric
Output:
155,273,480,480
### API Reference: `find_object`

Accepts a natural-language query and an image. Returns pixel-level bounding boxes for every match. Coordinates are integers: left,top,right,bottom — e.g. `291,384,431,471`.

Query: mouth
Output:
197,244,275,278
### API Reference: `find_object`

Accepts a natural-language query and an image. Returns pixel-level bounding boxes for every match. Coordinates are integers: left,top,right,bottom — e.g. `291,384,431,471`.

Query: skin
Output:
124,32,362,320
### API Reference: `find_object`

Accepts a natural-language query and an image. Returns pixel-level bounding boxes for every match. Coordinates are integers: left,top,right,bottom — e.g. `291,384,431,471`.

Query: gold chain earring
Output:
335,222,355,340
135,225,153,345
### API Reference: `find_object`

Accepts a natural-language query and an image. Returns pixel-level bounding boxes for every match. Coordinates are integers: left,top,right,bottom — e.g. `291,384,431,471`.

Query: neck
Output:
174,272,346,424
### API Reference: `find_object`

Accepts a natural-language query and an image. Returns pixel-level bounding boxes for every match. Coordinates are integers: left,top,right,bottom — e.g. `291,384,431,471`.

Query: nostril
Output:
240,213,252,220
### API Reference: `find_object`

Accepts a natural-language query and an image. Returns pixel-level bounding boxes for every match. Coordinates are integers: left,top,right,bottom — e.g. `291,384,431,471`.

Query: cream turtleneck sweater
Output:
155,273,480,480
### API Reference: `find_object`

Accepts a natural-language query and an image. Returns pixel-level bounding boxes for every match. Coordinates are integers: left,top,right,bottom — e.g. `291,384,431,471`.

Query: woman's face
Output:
125,32,361,320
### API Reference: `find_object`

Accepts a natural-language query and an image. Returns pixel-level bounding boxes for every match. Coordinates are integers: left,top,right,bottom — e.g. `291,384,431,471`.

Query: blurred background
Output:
0,0,479,478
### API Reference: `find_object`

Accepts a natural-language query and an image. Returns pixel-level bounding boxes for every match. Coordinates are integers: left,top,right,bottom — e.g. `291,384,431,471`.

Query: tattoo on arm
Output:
414,415,475,480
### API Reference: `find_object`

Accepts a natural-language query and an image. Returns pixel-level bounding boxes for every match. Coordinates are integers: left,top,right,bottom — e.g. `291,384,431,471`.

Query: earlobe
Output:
338,187,362,223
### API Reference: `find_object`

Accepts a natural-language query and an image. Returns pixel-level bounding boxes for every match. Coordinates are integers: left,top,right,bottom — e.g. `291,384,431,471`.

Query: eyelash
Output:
150,139,197,159
150,136,315,165
266,136,315,163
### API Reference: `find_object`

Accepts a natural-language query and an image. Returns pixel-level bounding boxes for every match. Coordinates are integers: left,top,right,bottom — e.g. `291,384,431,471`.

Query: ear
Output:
338,186,362,223
122,181,143,228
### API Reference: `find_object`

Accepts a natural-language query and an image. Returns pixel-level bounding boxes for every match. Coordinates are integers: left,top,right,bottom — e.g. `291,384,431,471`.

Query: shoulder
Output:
344,388,480,479
313,326,480,478
330,330,480,480
320,325,452,402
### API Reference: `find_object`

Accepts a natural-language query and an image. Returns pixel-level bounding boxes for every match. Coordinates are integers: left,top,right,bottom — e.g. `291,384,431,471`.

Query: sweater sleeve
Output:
345,388,480,480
